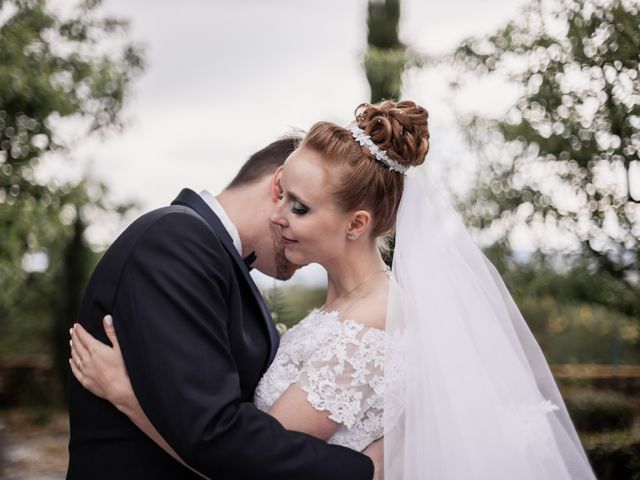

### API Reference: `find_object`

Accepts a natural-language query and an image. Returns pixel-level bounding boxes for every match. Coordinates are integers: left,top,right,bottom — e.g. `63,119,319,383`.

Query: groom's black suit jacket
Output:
67,189,374,479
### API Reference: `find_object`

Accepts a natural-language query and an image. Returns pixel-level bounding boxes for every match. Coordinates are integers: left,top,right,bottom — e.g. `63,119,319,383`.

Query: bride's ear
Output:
270,166,284,203
347,210,371,240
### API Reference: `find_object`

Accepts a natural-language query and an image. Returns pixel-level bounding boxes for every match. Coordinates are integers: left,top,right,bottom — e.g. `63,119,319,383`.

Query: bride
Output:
69,100,596,479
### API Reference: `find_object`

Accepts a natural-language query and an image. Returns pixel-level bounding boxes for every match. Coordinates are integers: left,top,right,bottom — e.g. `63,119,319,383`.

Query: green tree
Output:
364,0,406,102
364,0,412,263
451,0,640,295
0,0,144,401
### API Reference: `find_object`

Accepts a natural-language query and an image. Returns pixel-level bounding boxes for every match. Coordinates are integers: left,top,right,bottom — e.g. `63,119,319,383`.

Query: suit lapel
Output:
171,188,280,368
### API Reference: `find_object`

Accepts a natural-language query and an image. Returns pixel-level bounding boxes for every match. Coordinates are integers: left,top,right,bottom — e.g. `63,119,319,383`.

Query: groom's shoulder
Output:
137,204,205,226
128,204,205,231
119,204,221,250
94,204,232,285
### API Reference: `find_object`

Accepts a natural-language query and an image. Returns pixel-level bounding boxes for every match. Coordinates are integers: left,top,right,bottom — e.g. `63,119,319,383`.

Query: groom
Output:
67,137,376,479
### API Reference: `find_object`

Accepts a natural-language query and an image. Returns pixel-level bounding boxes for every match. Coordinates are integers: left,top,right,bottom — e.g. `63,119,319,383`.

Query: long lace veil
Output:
383,164,597,479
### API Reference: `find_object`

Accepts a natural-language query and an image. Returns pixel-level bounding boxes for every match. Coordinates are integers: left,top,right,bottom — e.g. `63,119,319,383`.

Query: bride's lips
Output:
281,235,298,246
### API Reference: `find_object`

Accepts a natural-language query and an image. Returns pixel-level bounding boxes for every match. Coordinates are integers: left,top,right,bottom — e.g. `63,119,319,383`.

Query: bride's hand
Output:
70,317,207,478
69,316,134,412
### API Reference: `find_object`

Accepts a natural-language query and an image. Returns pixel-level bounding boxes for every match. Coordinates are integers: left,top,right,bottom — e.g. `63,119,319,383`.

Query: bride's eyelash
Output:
291,201,309,215
279,189,309,215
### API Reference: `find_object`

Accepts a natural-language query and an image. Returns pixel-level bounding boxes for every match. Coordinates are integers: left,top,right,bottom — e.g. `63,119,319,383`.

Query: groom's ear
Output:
270,166,284,203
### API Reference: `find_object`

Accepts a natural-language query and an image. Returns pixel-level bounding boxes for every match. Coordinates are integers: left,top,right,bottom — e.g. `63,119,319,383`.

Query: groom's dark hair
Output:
226,133,303,190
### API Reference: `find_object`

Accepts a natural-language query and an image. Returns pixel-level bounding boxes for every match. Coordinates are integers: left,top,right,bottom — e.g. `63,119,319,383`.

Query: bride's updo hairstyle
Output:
301,100,430,238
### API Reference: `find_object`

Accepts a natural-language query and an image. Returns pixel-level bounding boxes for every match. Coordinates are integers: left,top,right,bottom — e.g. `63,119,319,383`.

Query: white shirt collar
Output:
199,190,243,255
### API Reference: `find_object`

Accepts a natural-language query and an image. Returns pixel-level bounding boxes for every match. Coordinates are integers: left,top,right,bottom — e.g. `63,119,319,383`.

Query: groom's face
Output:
250,172,301,281
267,221,299,280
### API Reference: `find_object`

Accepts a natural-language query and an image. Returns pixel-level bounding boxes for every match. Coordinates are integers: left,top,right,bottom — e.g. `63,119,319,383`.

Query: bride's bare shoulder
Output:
342,278,390,331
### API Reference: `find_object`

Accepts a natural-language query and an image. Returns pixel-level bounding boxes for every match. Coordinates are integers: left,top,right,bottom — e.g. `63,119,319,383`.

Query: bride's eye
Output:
291,201,309,215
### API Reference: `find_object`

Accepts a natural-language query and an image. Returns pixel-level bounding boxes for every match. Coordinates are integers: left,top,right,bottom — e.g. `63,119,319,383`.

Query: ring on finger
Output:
76,358,83,369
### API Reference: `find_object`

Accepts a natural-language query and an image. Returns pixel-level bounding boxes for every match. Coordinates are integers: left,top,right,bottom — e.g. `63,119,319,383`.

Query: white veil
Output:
383,164,597,479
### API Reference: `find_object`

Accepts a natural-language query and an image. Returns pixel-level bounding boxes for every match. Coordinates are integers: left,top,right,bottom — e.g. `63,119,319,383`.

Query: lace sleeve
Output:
297,319,385,429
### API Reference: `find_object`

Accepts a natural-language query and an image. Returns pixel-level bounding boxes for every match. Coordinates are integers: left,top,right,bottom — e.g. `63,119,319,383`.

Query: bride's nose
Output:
270,202,289,228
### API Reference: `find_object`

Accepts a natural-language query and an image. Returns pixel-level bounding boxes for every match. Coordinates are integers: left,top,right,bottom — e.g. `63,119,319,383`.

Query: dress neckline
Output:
307,308,386,334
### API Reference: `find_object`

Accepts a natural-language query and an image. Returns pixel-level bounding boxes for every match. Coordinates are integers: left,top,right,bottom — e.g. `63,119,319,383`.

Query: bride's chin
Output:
284,249,308,266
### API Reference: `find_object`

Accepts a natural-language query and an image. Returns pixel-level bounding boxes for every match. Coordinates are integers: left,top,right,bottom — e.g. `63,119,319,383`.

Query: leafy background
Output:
1,0,639,478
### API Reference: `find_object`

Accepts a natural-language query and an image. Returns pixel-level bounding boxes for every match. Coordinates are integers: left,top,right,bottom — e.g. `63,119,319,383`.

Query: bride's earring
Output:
347,233,358,241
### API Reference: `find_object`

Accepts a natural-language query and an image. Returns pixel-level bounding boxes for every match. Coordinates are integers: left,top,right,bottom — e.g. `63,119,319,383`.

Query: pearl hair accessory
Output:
347,121,409,174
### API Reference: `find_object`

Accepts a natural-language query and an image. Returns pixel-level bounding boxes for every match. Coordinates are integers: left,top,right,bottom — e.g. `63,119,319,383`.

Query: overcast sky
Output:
44,0,530,288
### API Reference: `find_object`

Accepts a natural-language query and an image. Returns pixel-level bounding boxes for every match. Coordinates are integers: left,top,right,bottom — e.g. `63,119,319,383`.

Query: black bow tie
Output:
243,251,257,270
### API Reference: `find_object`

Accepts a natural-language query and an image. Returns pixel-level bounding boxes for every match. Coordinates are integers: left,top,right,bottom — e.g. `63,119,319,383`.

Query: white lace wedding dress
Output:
254,308,385,452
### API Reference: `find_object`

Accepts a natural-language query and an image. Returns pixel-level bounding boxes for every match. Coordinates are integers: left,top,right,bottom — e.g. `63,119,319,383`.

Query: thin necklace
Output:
321,266,389,314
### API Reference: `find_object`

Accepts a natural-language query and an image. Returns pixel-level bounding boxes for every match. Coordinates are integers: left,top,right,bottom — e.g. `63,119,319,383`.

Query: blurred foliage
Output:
484,245,640,363
564,387,635,432
0,0,144,401
364,0,406,102
486,246,640,318
263,286,290,335
519,295,639,363
264,286,326,331
0,187,101,356
451,0,640,295
582,427,640,479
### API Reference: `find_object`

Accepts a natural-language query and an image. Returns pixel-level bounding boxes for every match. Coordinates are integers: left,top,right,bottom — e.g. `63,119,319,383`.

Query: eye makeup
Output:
291,200,309,215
